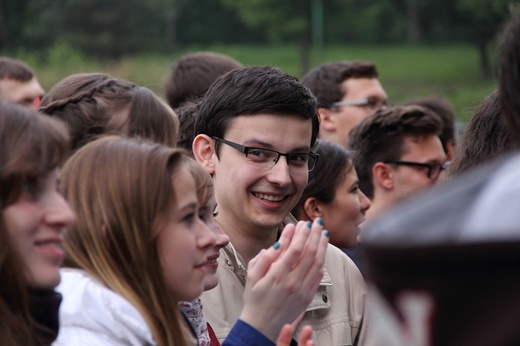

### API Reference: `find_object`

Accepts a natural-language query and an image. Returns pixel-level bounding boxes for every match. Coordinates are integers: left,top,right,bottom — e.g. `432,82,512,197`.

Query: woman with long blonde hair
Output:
57,136,326,345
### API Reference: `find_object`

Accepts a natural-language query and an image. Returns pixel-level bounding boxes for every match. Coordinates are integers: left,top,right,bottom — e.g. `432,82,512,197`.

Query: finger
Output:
298,325,314,346
295,218,325,269
298,229,329,289
277,223,296,252
271,220,313,272
279,219,324,283
276,324,293,345
247,241,284,284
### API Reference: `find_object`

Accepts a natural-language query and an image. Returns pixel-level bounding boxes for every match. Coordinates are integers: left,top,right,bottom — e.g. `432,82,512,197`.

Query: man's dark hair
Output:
195,66,320,146
0,57,35,82
164,52,242,109
301,61,378,108
347,105,443,199
175,100,199,155
403,96,456,155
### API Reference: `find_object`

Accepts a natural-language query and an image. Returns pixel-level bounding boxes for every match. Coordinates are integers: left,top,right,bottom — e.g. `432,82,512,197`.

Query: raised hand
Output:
239,219,329,341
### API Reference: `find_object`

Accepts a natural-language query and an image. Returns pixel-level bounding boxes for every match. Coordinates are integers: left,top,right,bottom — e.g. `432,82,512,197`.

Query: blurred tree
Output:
0,0,30,53
455,0,511,80
222,0,312,74
176,0,265,46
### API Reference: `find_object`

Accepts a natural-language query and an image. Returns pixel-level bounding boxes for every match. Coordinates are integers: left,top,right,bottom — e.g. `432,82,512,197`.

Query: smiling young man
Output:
193,66,367,345
302,61,388,148
347,104,448,221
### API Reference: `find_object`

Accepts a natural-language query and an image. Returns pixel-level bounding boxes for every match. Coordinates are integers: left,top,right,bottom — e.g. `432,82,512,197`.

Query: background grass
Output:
26,43,498,123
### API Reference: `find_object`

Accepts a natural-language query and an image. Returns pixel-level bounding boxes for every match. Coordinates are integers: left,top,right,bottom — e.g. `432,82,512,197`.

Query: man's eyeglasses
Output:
329,96,388,111
384,160,450,180
213,137,319,173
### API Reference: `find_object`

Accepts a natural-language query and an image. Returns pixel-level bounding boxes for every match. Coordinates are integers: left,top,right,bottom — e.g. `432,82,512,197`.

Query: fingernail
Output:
306,221,312,228
273,242,280,250
317,218,323,226
324,230,330,238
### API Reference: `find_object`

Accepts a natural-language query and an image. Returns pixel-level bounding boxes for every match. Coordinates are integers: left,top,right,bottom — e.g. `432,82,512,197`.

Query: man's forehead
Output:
223,113,313,146
0,77,43,102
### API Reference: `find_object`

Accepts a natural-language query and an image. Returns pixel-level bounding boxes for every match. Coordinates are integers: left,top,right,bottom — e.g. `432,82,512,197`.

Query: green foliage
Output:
28,43,494,124
223,0,309,41
175,0,266,45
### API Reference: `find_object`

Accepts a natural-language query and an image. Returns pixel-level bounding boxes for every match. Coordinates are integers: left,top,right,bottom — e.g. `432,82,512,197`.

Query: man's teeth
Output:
207,258,217,264
254,193,284,202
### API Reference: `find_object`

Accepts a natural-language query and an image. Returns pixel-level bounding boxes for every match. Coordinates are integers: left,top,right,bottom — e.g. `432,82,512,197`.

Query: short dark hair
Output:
194,66,319,146
292,139,354,220
175,100,199,155
301,61,378,108
403,96,456,154
0,57,35,82
164,52,243,109
347,105,443,199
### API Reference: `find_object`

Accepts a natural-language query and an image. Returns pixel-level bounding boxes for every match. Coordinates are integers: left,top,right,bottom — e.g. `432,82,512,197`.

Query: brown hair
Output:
348,105,443,199
61,136,192,346
499,16,520,147
164,52,242,109
0,102,69,345
449,90,513,176
175,100,199,155
0,57,35,82
301,61,379,108
184,157,213,207
39,73,179,153
403,96,456,156
195,66,320,147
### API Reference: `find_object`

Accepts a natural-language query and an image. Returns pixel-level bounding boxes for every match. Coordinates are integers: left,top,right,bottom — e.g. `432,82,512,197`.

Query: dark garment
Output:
362,153,520,345
28,289,62,346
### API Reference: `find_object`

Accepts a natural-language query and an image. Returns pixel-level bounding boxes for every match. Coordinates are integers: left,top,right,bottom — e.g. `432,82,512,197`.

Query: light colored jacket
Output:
54,269,156,346
200,217,368,346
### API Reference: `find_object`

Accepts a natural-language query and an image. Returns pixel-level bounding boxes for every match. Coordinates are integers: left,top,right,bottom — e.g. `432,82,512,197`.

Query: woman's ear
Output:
302,197,323,220
192,134,216,175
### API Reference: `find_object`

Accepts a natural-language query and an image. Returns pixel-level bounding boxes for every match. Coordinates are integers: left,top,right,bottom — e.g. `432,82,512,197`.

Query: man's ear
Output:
373,162,393,191
317,107,337,132
192,134,216,175
303,197,323,220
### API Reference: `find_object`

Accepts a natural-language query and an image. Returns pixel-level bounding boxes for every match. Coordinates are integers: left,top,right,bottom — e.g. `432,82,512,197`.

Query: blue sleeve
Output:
221,319,275,346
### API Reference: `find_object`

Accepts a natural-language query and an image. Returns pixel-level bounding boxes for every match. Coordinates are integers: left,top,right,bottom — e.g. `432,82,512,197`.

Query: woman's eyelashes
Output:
21,177,41,199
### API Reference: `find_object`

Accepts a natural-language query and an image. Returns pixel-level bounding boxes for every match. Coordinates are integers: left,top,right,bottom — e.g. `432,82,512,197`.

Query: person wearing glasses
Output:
302,60,388,148
192,66,368,345
347,104,448,221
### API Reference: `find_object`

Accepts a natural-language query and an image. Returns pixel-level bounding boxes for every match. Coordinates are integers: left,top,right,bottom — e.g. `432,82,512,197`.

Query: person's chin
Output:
28,270,61,290
203,277,219,292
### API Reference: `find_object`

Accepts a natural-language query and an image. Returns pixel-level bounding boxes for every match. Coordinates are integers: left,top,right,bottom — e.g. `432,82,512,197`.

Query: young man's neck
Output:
215,212,279,265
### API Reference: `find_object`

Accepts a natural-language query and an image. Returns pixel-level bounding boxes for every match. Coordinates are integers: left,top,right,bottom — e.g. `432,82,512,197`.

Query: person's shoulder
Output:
57,269,154,345
324,244,364,282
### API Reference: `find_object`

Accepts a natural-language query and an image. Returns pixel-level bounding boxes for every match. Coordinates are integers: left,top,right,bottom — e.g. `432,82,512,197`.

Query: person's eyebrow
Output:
242,139,310,152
